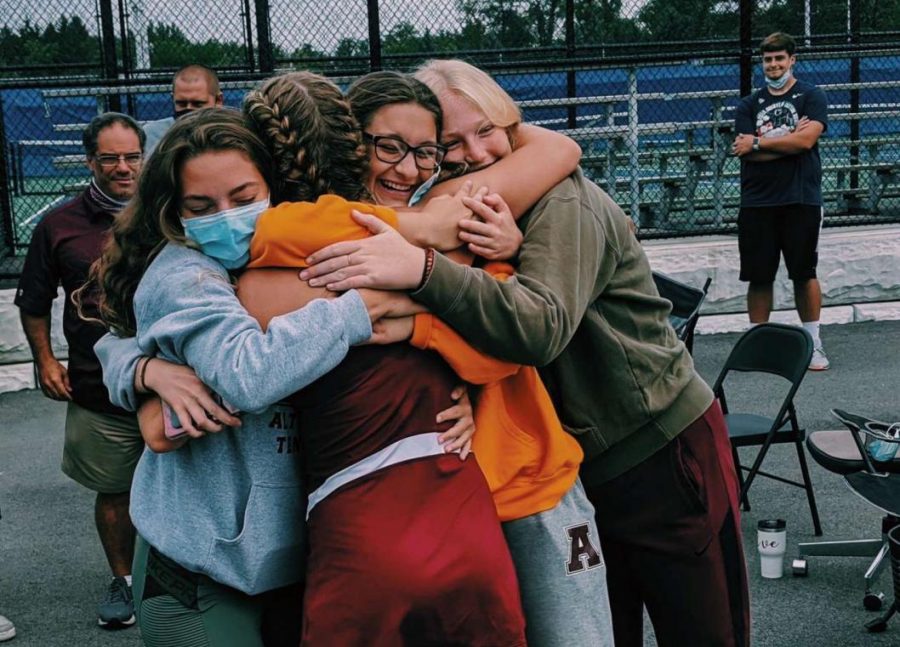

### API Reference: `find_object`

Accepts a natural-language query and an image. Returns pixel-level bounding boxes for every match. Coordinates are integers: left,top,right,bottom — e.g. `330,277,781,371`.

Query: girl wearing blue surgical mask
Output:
84,108,427,646
178,144,269,268
88,79,513,642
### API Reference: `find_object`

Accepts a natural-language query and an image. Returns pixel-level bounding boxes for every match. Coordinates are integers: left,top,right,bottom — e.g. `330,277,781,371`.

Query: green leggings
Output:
132,536,303,647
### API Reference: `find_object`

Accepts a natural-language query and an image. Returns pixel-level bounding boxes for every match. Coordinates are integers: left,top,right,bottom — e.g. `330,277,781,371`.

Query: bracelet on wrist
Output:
416,248,436,291
137,356,152,393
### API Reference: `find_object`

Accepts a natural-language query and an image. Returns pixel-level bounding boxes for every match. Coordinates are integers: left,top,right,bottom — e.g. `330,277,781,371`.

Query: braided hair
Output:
243,72,370,204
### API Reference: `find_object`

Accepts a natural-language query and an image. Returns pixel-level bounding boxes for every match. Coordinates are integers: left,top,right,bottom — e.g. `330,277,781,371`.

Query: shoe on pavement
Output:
809,347,830,371
0,614,15,641
97,577,135,628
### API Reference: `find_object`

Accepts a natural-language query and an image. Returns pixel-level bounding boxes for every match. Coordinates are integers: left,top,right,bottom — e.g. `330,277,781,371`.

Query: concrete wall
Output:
642,224,900,334
0,224,898,394
0,288,68,392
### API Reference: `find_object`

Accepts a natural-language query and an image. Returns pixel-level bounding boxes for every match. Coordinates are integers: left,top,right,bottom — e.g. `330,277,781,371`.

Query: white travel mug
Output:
757,519,787,579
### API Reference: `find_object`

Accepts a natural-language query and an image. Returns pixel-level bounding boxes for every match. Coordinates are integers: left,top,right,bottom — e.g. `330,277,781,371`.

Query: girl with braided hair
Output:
238,70,612,646
131,68,598,644
96,76,527,645
87,108,428,646
242,71,371,205
236,70,529,646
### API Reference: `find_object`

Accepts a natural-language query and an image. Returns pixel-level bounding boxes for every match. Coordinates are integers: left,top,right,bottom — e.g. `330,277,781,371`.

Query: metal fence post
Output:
739,0,752,98
98,0,121,112
849,0,860,191
565,0,576,129
627,68,640,224
367,0,382,72
118,0,136,114
243,0,257,73
255,0,274,74
0,96,13,256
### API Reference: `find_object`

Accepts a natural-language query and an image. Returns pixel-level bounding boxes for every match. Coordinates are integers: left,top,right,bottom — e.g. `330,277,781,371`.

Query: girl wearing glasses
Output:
342,70,614,646
93,78,527,645
243,70,610,644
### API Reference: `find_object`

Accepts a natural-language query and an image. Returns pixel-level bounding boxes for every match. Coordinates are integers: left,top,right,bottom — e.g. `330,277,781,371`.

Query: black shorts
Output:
738,204,823,283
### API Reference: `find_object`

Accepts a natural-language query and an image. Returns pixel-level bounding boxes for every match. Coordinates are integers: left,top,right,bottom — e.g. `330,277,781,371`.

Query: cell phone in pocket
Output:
162,402,188,440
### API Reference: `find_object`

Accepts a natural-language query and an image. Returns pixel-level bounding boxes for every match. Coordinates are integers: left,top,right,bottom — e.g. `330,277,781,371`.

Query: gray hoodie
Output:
95,243,371,594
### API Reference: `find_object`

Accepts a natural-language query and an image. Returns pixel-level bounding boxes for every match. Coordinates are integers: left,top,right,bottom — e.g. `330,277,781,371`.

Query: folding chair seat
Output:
713,322,822,535
651,271,711,354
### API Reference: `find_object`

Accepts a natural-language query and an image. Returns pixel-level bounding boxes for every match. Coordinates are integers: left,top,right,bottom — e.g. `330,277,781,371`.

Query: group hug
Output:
33,59,749,646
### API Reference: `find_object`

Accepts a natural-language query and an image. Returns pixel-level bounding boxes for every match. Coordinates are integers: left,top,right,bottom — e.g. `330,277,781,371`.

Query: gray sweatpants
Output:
502,478,614,647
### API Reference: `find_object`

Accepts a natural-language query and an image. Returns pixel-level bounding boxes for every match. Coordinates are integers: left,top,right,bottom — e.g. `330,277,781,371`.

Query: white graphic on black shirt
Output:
756,101,799,139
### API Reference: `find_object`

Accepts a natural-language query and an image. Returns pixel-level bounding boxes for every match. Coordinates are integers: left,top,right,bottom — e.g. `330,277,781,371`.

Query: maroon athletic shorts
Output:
301,453,527,647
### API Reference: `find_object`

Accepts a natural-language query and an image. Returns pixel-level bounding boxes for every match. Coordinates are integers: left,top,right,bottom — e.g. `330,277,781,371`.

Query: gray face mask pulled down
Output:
408,168,441,207
765,68,792,90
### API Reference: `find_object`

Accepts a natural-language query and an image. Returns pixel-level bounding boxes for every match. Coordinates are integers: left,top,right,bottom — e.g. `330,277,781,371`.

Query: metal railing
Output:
1,1,899,277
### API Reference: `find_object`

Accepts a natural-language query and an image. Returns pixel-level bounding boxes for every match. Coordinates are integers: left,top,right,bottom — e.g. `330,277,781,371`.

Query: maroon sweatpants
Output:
583,401,750,647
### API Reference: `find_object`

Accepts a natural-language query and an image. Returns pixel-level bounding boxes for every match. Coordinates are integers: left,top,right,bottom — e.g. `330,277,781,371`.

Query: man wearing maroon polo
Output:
15,112,145,629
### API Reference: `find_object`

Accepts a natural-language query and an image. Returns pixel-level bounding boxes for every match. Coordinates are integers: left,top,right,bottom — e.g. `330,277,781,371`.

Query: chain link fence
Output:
1,0,899,277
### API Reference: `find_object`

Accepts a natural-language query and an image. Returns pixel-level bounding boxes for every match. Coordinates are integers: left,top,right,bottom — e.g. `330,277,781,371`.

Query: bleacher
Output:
6,70,900,246
519,80,900,234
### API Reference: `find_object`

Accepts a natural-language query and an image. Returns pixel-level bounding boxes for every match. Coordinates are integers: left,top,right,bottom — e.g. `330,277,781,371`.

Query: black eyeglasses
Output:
93,153,143,169
363,134,445,171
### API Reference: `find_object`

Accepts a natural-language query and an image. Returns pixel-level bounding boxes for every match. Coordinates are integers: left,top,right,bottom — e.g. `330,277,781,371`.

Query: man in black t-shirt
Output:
732,32,830,370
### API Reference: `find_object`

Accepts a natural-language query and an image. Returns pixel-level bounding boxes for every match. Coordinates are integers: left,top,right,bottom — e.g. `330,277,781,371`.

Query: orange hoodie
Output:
248,195,583,521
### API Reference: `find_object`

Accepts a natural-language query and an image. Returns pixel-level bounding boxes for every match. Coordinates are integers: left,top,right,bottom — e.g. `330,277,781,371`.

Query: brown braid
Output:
243,72,370,205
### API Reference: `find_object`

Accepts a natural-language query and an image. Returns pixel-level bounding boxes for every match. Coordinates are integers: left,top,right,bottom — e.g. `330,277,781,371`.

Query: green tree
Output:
383,22,424,55
458,0,540,48
148,22,246,68
527,0,564,46
638,0,737,42
752,0,804,40
56,16,97,64
334,37,368,59
0,17,100,73
576,0,642,45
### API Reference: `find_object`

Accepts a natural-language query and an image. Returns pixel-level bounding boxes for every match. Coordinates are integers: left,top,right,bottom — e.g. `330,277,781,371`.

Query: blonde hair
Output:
415,59,521,141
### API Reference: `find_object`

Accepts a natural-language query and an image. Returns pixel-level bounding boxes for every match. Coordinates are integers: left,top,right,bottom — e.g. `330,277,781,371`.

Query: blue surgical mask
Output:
180,198,269,269
765,68,792,90
408,168,441,207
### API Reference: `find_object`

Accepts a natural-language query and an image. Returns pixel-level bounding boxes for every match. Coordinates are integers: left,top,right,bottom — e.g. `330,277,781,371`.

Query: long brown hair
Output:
85,108,273,336
243,71,369,204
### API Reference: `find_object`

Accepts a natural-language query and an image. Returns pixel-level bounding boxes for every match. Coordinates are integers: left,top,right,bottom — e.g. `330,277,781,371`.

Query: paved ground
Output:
0,320,899,646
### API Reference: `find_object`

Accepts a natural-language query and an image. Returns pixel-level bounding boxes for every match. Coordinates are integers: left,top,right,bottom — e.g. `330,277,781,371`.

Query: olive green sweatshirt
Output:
413,168,714,486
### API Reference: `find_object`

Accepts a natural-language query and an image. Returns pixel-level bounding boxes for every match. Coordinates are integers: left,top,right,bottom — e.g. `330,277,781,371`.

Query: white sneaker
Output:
0,614,16,642
809,347,830,371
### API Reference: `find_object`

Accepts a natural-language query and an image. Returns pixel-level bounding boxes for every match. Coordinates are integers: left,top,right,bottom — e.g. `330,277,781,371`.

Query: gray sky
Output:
0,0,465,51
1,0,646,53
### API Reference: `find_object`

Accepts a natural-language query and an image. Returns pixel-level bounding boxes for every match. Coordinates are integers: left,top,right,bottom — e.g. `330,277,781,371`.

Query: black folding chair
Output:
712,322,822,535
652,271,711,354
